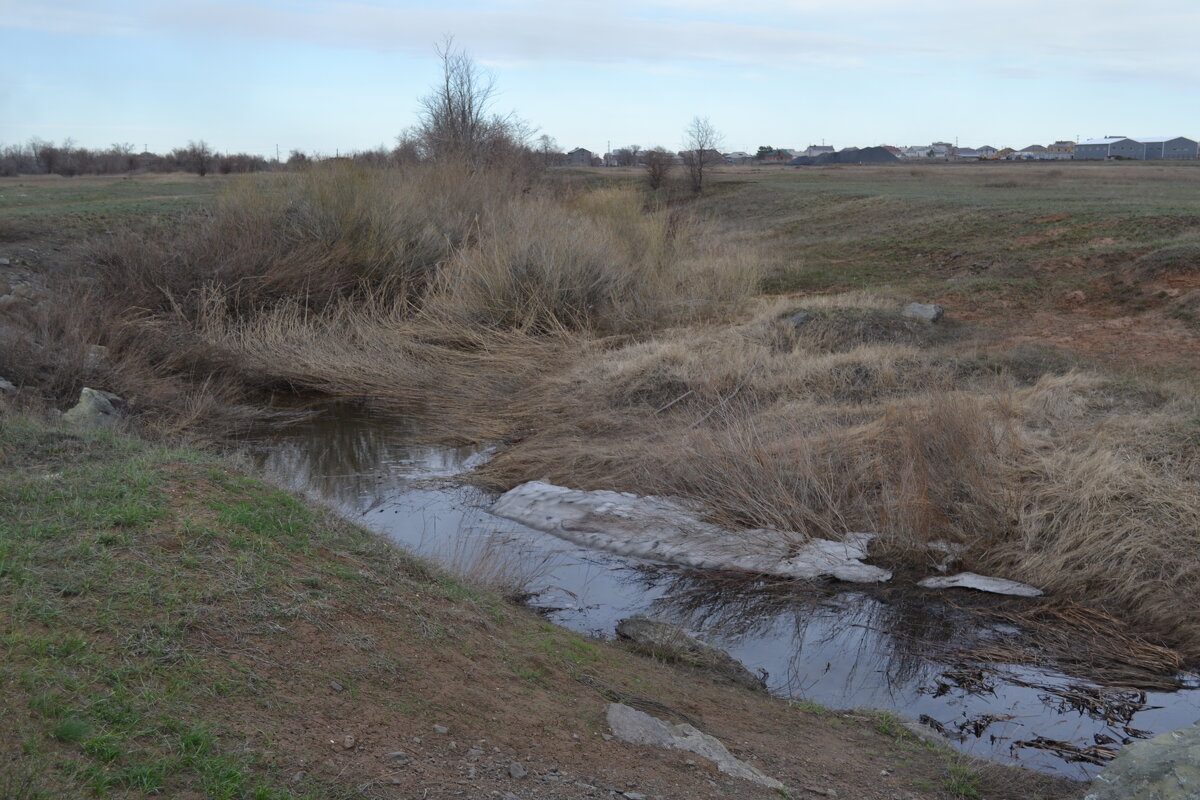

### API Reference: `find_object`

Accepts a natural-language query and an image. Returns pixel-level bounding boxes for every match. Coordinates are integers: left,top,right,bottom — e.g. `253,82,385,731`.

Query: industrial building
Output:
1075,136,1199,160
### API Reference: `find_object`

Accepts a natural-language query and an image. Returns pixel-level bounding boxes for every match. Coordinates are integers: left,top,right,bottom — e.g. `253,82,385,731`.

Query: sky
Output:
2,0,1199,157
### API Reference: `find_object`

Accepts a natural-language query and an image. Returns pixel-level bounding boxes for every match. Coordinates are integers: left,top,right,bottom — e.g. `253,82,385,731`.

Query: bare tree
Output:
681,116,722,193
643,147,673,191
536,134,564,166
416,37,521,166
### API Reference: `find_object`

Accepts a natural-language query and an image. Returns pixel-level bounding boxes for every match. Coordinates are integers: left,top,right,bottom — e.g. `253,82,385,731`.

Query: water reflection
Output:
240,405,1200,778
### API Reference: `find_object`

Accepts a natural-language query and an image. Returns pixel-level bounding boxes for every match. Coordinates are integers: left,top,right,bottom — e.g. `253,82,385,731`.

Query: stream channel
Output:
242,406,1200,780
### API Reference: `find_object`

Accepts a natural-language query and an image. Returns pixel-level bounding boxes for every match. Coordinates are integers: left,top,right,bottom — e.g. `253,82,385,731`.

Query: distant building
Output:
566,147,593,166
1075,136,1199,160
724,151,753,164
955,148,980,160
804,145,835,158
1047,140,1075,157
976,145,999,158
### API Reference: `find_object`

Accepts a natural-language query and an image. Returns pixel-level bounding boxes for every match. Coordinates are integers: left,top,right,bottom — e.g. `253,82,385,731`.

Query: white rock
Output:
606,703,784,790
491,481,891,583
0,376,16,394
917,572,1042,597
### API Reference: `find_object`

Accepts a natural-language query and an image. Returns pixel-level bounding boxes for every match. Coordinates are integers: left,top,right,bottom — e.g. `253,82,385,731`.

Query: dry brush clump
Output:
9,161,756,435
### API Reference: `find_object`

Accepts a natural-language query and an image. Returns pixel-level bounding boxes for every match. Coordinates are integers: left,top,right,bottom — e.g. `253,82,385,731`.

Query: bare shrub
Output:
643,147,673,191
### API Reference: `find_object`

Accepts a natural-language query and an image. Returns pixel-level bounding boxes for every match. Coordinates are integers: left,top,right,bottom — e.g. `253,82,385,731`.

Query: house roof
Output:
1078,138,1129,146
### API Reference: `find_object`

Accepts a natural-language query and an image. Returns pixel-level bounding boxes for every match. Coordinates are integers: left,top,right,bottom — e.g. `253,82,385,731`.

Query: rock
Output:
432,724,449,735
83,345,109,373
1085,721,1200,800
623,794,648,800
917,572,1042,597
492,481,891,583
330,681,343,692
384,751,408,760
902,302,944,323
900,720,950,746
787,311,813,329
0,258,10,266
0,377,15,395
62,387,122,428
606,703,785,791
615,616,763,691
341,735,356,750
12,283,37,299
508,762,528,779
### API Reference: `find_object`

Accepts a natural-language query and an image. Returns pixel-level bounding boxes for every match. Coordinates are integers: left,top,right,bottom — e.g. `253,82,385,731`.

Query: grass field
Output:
3,162,1199,668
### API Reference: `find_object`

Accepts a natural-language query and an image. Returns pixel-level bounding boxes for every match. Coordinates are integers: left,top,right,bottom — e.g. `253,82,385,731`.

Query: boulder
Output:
1085,721,1200,800
616,616,763,691
62,387,123,428
902,302,945,323
0,376,15,395
606,703,784,791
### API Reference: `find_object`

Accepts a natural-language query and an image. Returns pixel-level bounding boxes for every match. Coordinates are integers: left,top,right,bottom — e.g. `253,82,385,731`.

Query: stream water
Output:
241,406,1200,779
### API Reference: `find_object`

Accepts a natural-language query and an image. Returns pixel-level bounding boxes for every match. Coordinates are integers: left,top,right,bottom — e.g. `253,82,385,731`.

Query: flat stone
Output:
1085,721,1200,800
902,302,944,323
0,377,15,394
606,703,784,791
432,724,449,735
492,481,890,583
0,258,11,266
508,762,528,779
917,572,1042,597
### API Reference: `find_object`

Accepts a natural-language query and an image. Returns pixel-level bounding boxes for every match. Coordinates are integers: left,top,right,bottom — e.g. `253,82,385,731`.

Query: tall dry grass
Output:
12,161,756,434
471,299,1200,660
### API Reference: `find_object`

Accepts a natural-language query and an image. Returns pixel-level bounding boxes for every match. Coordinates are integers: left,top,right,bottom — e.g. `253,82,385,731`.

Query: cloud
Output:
3,0,1199,81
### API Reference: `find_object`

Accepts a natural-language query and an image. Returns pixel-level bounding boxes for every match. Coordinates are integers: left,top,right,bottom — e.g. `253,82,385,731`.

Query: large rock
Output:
1085,721,1200,800
0,376,15,395
62,388,123,428
491,481,891,583
616,616,763,691
902,302,945,323
606,703,784,791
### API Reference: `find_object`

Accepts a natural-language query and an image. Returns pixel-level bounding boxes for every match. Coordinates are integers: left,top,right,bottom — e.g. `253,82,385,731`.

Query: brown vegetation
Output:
6,161,1200,667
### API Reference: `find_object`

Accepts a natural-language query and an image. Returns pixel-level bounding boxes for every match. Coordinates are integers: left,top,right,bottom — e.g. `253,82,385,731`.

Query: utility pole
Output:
275,144,280,162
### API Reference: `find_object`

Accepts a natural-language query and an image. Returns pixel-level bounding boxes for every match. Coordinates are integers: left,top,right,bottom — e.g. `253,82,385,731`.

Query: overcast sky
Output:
3,0,1198,156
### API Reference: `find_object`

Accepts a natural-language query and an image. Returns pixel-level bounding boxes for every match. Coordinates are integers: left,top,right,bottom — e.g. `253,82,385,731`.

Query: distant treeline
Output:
0,136,571,178
0,140,279,178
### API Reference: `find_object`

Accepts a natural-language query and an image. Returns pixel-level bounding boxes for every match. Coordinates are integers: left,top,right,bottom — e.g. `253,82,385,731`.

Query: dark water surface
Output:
240,407,1200,778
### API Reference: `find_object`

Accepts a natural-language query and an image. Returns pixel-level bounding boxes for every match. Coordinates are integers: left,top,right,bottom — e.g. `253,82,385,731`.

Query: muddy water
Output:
241,407,1200,778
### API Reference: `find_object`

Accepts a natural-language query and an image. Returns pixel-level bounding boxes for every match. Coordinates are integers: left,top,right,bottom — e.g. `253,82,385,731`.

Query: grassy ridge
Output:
0,416,351,797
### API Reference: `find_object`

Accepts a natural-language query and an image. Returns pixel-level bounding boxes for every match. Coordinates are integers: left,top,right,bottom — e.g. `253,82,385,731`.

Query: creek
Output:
241,406,1200,779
